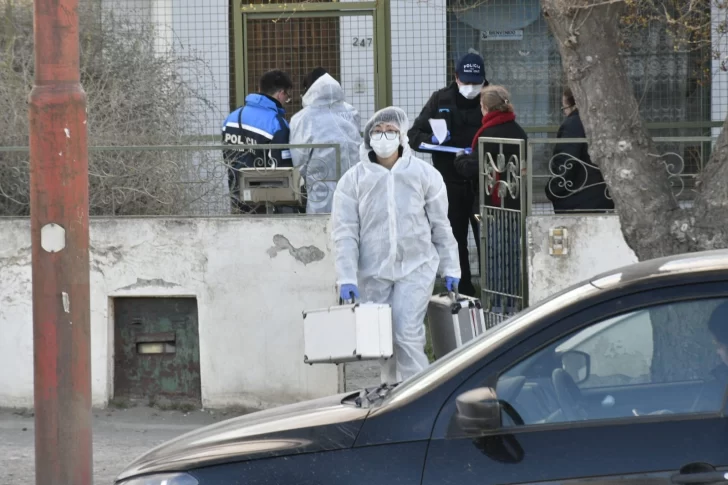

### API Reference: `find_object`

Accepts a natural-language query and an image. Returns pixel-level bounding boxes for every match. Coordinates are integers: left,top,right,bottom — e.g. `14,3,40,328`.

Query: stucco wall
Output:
0,217,340,409
527,215,638,304
338,0,448,131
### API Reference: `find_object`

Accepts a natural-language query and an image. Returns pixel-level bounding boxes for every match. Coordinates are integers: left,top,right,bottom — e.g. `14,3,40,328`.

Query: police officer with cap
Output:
408,52,488,297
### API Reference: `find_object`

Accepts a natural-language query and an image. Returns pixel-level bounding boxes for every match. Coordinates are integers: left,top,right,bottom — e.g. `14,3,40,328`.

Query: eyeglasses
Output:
370,131,399,141
561,105,575,113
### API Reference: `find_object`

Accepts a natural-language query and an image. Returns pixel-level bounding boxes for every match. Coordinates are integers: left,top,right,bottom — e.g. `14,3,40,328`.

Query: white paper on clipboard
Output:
428,119,448,145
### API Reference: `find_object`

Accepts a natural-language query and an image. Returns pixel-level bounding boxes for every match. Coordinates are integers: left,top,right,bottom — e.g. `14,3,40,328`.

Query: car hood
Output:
116,392,369,482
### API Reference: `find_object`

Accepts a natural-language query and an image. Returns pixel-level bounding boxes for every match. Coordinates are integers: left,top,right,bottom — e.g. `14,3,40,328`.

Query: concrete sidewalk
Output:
0,406,248,485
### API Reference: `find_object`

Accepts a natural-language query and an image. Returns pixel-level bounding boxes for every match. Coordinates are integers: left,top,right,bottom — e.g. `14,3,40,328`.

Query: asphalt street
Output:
0,406,245,485
0,362,380,485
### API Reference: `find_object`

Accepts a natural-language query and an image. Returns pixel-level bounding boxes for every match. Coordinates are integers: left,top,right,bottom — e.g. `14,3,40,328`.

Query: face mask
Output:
459,83,483,100
370,137,400,158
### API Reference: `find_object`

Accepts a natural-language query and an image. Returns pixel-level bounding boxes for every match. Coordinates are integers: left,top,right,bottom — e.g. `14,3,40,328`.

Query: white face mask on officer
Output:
370,130,401,158
458,83,483,100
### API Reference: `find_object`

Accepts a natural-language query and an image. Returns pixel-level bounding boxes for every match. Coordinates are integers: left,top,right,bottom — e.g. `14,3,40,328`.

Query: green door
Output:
114,298,201,404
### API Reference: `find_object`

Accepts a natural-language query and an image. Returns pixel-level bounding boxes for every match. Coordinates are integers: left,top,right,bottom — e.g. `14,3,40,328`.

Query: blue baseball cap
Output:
456,53,486,85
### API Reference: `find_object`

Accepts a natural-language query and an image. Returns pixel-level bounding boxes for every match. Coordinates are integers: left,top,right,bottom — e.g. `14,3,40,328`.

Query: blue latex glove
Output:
340,284,360,301
464,147,473,155
445,276,460,293
431,131,451,144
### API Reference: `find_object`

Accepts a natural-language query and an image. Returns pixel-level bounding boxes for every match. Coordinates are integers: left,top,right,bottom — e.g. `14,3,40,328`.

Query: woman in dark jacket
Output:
546,88,614,213
453,85,527,314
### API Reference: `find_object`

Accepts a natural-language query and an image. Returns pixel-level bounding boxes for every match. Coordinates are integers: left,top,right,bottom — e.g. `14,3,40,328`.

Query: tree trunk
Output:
541,0,728,260
541,0,728,381
542,0,687,261
649,302,719,383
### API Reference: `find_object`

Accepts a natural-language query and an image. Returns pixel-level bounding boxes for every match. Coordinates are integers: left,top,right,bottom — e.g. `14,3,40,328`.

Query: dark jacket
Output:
546,110,614,212
222,94,292,171
407,83,483,184
453,119,528,212
692,364,728,413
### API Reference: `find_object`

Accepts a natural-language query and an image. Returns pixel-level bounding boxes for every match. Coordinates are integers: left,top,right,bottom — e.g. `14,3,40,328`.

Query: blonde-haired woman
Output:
454,85,527,210
454,85,527,315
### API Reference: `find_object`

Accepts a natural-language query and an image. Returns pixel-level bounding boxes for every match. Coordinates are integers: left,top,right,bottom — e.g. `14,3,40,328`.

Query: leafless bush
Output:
0,0,219,216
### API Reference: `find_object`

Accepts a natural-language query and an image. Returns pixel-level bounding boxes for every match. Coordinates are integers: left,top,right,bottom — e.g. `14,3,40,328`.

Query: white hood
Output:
302,73,346,107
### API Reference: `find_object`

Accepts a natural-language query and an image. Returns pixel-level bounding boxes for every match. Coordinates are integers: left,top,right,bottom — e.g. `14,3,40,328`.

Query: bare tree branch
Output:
0,0,221,216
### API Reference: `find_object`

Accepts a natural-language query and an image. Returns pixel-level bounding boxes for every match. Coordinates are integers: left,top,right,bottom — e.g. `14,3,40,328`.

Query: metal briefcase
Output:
427,292,486,360
303,302,393,364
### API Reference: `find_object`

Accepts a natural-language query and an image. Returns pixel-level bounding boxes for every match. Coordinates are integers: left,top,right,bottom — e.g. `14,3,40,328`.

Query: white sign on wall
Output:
481,30,524,41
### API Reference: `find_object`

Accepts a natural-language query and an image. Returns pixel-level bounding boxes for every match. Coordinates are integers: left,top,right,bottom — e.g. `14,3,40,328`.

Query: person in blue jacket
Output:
222,70,295,214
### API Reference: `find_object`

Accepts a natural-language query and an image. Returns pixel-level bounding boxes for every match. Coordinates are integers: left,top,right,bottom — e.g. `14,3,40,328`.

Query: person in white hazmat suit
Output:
290,69,362,213
331,107,461,383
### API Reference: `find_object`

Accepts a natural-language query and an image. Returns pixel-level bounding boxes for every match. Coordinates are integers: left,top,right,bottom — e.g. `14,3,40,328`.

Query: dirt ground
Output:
0,405,248,485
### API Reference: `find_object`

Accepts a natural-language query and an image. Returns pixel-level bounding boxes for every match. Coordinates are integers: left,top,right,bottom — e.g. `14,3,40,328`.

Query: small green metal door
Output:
114,298,201,403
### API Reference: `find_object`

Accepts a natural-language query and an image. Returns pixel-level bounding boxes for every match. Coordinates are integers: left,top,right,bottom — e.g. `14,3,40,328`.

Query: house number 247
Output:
352,37,373,47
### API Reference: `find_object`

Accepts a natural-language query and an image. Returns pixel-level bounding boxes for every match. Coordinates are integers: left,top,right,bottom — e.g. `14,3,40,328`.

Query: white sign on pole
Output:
480,30,524,41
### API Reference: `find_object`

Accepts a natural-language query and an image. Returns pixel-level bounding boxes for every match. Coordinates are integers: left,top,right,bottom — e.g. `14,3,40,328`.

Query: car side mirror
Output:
455,387,502,432
560,350,590,384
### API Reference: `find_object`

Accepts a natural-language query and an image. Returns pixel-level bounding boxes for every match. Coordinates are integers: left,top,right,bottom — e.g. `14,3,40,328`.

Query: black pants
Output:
446,181,480,297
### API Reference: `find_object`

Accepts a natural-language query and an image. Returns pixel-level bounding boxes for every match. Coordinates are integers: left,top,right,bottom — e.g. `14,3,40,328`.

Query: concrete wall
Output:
0,217,340,409
390,0,448,125
338,0,448,131
527,215,638,304
339,2,375,128
712,2,728,140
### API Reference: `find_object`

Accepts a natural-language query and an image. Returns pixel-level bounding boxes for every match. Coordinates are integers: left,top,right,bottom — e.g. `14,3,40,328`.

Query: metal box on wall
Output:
239,167,303,205
114,298,201,404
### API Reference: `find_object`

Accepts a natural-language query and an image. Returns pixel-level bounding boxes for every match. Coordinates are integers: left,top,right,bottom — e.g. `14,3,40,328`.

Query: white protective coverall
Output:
331,107,461,382
290,73,362,213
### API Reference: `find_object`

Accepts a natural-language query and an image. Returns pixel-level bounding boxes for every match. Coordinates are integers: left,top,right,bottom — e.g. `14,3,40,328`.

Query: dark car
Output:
116,249,728,485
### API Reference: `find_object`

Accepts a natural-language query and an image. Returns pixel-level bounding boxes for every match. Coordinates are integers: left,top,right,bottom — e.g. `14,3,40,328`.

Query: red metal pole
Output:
29,0,92,484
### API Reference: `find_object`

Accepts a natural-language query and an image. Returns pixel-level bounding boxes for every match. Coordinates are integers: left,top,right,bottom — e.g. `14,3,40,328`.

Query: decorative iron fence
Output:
526,136,716,215
473,135,718,333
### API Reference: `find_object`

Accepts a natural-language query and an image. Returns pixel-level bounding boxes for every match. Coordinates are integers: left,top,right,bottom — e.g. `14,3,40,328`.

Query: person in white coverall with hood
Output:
290,68,362,213
331,106,461,383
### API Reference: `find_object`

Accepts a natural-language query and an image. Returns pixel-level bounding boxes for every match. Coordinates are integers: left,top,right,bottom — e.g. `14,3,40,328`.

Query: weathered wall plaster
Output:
527,215,638,304
0,216,339,409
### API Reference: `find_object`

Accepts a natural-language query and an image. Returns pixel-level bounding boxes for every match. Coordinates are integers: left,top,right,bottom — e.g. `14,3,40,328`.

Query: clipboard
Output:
418,142,468,154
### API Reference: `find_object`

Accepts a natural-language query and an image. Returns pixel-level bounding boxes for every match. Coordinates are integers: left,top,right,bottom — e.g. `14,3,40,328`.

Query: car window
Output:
496,297,728,427
555,310,653,388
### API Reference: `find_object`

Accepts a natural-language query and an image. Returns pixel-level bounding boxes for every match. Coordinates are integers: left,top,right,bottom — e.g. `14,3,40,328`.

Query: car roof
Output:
590,248,728,290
